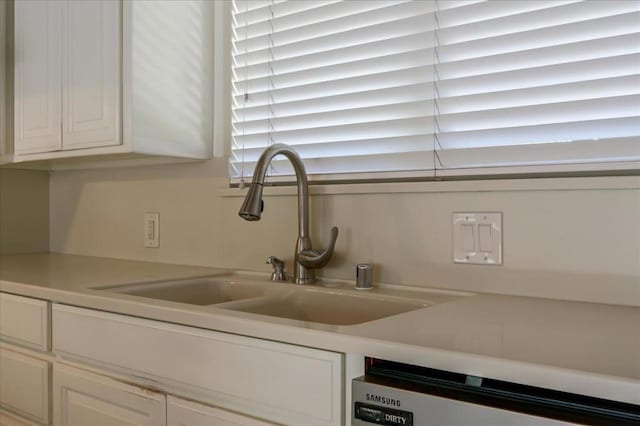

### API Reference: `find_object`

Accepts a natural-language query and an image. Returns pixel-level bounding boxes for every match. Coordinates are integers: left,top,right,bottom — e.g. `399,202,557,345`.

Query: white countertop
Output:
1,253,639,405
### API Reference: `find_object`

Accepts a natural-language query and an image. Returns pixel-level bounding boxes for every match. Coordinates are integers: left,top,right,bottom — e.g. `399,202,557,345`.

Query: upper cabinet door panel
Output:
14,0,62,154
62,0,120,150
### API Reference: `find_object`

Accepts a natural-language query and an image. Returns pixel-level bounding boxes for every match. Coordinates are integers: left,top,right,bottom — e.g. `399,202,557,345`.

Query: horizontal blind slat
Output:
437,54,640,97
437,1,639,44
234,31,435,81
235,1,414,44
436,75,640,114
232,135,435,163
435,118,640,150
233,117,435,148
235,100,433,134
233,55,434,101
437,138,640,170
437,33,640,78
234,14,434,68
436,1,579,27
234,83,434,120
437,95,640,132
231,151,436,178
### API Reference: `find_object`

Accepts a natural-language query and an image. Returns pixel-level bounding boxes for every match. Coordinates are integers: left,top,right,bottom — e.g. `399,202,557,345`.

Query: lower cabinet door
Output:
0,347,50,424
53,364,166,426
0,410,39,426
167,396,276,426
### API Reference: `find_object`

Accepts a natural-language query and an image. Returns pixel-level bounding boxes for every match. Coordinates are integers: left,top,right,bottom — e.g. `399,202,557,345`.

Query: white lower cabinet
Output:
52,304,344,426
167,396,276,426
0,294,345,426
52,364,165,426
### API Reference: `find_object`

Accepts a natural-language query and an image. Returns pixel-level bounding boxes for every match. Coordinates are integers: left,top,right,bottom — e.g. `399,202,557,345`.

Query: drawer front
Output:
53,304,343,426
0,293,49,351
0,348,50,424
167,396,276,426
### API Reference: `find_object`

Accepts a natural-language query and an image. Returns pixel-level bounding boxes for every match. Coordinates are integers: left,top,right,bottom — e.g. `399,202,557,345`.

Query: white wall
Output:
49,162,640,306
0,168,49,254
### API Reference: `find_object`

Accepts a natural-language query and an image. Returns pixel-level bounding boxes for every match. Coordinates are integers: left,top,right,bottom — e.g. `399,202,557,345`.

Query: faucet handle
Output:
266,256,288,281
298,226,339,269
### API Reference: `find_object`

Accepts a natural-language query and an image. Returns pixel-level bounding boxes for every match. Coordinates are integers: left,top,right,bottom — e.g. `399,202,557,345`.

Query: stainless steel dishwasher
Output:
352,359,640,425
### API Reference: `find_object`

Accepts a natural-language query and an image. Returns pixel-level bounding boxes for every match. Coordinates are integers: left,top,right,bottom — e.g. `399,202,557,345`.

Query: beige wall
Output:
0,168,49,254
49,162,640,306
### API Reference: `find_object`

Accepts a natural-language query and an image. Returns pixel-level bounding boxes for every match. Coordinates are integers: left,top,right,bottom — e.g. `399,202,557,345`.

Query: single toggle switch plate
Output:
453,212,502,265
144,212,159,248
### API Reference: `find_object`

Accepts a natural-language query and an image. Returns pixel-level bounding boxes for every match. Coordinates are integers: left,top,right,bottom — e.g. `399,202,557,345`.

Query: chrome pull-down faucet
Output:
238,144,339,284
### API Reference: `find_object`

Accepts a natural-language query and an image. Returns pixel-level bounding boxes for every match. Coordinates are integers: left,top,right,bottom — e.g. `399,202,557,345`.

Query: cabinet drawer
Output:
0,348,50,424
53,304,343,426
167,396,276,426
0,293,50,351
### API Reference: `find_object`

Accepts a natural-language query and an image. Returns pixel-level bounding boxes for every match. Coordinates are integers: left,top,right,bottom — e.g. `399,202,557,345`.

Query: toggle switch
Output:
478,224,493,252
461,224,475,252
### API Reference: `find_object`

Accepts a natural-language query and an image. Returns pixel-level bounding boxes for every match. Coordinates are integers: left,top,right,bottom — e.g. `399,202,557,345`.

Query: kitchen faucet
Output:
238,144,338,284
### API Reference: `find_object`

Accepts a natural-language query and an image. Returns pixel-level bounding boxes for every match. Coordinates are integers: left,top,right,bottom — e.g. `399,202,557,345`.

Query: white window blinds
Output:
230,0,640,181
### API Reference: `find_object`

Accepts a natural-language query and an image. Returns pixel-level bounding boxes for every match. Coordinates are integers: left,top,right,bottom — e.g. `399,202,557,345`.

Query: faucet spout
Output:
238,144,337,284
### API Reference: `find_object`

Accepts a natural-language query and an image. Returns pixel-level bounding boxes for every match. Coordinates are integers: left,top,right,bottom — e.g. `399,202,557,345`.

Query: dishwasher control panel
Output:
354,402,413,425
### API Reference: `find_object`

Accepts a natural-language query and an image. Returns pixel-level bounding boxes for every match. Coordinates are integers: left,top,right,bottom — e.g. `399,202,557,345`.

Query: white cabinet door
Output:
62,0,120,150
14,0,62,154
0,348,50,425
53,363,166,426
167,396,276,426
0,410,38,426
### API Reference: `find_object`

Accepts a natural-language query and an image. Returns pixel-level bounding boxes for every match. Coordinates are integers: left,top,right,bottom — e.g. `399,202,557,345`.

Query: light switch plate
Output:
453,212,502,265
144,212,159,248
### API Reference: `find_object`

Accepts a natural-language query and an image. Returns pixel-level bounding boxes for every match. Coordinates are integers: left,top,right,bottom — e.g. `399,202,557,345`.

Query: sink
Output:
225,291,429,326
104,277,266,305
99,274,458,326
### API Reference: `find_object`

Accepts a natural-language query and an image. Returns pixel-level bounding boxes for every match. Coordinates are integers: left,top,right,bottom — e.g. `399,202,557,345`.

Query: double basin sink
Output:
98,274,454,327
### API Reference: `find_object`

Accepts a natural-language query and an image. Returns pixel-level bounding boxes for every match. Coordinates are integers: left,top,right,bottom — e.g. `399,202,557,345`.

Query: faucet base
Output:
294,236,315,284
294,272,316,285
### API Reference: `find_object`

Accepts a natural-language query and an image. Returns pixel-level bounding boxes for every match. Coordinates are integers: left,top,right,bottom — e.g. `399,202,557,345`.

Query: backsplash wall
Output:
49,162,640,306
0,168,49,254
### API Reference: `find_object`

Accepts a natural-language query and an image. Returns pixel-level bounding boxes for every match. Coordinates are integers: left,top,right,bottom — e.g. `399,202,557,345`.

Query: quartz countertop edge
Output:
1,253,638,406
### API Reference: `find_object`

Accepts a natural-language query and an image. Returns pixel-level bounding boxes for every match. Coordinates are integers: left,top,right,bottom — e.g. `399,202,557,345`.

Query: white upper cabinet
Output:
62,0,120,150
13,0,63,155
8,0,214,168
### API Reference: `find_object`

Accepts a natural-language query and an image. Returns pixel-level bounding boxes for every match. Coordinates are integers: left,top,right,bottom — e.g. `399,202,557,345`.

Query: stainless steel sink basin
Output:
225,291,429,325
105,277,266,305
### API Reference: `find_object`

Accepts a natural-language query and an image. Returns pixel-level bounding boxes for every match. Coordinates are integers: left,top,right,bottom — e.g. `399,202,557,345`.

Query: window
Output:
230,0,640,182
